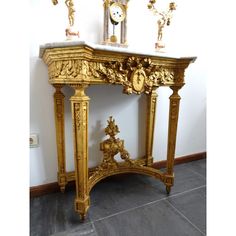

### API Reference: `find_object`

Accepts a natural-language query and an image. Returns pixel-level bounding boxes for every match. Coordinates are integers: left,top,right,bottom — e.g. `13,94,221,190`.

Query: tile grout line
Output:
166,200,206,236
50,221,96,236
168,185,206,199
187,167,206,179
91,185,206,224
92,197,167,224
184,160,206,179
91,221,99,236
50,185,206,235
50,184,207,235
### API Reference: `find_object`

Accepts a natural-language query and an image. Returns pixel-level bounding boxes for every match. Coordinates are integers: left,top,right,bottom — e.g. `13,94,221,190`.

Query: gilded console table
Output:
39,41,196,220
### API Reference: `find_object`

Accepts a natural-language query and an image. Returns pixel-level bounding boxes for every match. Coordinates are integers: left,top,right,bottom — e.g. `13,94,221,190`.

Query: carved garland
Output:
49,57,175,94
94,57,175,94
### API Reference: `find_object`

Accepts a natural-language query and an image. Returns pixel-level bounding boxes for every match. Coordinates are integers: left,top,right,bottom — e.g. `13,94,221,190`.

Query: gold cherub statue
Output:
148,1,177,52
51,0,79,40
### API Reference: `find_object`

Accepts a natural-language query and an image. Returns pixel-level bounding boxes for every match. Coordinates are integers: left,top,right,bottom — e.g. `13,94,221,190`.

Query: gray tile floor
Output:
30,159,206,236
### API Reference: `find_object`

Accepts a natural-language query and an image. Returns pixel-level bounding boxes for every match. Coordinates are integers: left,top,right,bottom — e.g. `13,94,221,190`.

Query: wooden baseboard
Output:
30,152,206,198
152,152,206,169
30,181,76,198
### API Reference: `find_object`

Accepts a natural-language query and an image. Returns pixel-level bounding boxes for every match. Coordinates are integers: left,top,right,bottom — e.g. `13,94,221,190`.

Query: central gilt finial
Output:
105,116,120,138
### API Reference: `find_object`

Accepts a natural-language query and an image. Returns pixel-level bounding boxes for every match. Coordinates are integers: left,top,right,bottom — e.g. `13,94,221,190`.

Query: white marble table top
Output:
39,40,196,62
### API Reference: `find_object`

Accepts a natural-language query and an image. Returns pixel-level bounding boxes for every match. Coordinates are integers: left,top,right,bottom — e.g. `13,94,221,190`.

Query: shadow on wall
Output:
30,56,148,183
138,93,147,159
89,120,104,167
178,104,206,155
30,58,58,184
61,84,147,171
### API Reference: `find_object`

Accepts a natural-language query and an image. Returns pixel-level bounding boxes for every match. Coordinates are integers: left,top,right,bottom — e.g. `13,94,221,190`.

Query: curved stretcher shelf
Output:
88,164,172,193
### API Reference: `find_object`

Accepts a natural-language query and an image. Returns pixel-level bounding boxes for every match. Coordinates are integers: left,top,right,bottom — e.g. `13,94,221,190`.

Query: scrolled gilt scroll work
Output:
48,57,180,95
88,116,171,192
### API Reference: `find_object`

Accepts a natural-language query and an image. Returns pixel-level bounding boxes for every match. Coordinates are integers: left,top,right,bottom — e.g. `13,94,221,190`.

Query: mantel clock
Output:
103,0,129,47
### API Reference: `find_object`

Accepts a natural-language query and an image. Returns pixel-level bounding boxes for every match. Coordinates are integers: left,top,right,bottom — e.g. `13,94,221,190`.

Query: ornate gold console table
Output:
39,41,196,220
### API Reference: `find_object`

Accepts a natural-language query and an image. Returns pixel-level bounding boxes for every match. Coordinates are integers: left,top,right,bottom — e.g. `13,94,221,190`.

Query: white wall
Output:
30,0,206,187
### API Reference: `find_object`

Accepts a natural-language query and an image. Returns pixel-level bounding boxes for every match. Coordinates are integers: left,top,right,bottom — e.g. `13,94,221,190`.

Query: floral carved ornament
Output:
49,57,175,94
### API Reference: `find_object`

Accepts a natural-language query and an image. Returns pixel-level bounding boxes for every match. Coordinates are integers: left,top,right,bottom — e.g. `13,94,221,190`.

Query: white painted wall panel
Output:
30,0,206,186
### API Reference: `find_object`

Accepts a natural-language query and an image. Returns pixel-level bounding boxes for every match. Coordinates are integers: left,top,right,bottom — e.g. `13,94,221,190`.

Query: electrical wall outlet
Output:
30,134,39,148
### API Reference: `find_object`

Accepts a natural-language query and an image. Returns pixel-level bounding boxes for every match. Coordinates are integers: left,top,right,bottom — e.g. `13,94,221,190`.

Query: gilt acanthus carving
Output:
93,57,174,94
100,116,134,168
88,116,167,192
173,68,185,83
49,60,83,78
48,57,174,94
89,116,136,183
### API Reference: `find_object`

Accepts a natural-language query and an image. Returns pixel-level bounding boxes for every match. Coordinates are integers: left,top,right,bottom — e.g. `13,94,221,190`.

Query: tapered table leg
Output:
146,89,158,166
165,86,182,194
70,85,90,220
53,85,67,193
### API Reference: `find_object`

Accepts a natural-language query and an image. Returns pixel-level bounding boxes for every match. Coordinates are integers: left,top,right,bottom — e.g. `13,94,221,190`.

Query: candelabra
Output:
52,0,80,40
147,0,176,52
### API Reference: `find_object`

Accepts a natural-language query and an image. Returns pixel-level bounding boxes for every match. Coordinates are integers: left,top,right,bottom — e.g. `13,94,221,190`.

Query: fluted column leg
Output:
146,89,158,166
103,2,109,43
53,85,67,193
70,85,90,220
165,86,182,194
122,4,128,45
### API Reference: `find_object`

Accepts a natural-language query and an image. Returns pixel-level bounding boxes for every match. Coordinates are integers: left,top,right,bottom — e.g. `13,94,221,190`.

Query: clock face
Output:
110,3,126,23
